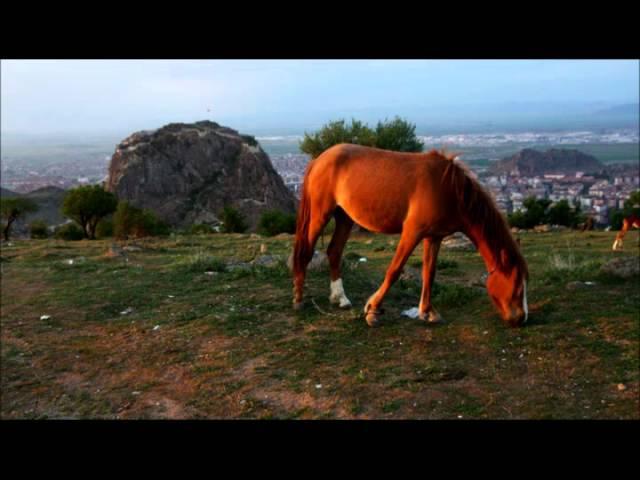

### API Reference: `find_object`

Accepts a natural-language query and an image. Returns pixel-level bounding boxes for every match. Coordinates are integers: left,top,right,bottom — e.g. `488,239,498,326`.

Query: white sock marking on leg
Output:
330,278,351,307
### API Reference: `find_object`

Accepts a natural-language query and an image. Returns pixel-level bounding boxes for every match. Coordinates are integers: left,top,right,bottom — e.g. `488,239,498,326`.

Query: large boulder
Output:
105,121,297,231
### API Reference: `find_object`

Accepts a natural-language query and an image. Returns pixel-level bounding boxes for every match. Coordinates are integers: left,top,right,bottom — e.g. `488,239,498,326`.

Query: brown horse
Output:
612,213,640,251
292,144,529,328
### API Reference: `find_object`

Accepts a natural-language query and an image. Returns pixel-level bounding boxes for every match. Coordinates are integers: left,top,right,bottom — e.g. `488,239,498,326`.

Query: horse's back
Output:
307,144,453,234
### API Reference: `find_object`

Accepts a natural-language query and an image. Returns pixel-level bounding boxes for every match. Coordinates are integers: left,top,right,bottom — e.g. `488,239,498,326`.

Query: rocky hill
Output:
488,148,604,176
105,121,297,230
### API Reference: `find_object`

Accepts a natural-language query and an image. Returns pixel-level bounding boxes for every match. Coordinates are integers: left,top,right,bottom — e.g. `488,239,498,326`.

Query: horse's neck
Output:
464,223,501,273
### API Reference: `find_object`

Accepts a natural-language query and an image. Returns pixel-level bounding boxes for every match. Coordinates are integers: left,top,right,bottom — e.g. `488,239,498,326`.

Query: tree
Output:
374,117,423,152
299,117,422,158
220,206,248,233
62,185,118,239
1,198,38,240
547,199,572,226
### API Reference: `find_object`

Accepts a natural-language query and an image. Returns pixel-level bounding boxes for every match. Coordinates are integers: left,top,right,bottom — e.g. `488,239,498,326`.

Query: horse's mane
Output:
437,150,528,280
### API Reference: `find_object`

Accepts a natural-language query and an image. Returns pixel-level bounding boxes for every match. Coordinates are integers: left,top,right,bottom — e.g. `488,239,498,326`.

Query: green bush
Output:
113,201,170,239
189,223,215,235
257,210,296,236
220,206,247,233
96,217,114,238
29,220,49,239
54,223,85,241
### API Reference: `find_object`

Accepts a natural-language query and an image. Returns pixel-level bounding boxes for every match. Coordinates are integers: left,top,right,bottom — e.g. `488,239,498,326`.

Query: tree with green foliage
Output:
62,185,118,239
509,196,585,229
374,117,423,152
1,197,38,240
258,210,296,236
299,117,422,158
29,220,49,239
220,206,248,233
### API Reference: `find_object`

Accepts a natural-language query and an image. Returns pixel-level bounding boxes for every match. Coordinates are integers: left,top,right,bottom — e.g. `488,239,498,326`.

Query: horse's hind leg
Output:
327,208,354,308
293,201,335,309
418,236,445,324
364,227,422,327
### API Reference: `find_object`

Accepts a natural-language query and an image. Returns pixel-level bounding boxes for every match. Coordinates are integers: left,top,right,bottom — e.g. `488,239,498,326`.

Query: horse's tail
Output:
293,161,315,275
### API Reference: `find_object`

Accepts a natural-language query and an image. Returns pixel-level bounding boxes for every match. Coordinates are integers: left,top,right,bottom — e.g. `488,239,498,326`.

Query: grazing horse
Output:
292,144,529,328
612,213,640,251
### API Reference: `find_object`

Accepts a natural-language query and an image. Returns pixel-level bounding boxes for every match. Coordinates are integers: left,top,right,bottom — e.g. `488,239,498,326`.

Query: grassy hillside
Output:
1,230,638,419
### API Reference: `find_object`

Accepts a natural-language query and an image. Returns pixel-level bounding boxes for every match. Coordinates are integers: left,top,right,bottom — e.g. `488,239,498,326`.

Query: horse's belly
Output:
336,198,405,234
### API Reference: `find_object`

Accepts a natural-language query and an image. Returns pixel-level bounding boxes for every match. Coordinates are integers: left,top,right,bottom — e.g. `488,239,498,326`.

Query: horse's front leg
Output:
364,230,421,327
418,236,445,324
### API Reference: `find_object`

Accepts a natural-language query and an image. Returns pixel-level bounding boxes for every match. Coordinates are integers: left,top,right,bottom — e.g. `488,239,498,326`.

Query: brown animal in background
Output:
612,213,640,251
292,144,529,328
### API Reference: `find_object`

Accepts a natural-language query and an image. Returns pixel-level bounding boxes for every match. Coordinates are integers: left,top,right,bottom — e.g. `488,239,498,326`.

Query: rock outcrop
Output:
488,148,604,176
105,121,297,230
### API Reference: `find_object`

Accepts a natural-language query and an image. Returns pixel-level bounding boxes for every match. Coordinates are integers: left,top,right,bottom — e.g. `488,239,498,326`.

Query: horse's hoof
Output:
365,311,381,327
293,301,304,311
330,296,352,309
419,310,446,325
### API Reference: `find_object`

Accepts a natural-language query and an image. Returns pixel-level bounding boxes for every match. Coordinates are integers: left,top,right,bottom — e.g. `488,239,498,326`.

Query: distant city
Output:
2,127,639,226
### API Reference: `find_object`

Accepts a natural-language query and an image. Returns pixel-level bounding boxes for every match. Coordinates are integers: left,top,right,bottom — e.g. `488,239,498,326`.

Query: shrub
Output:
113,201,170,239
54,223,85,241
220,206,247,233
189,223,215,235
29,220,49,239
96,217,114,238
258,210,296,236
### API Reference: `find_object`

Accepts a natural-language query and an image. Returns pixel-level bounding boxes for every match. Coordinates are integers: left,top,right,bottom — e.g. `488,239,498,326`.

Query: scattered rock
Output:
534,224,551,233
442,232,474,251
315,384,323,389
600,257,640,278
286,250,329,271
364,239,373,245
617,383,626,391
566,281,597,290
259,243,268,254
40,315,51,321
120,307,134,315
204,271,218,276
152,325,160,331
358,257,368,263
123,245,142,252
251,254,283,267
400,266,421,283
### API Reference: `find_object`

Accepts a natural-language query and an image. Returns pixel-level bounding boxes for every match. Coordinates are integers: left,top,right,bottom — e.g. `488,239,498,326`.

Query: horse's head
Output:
486,253,528,327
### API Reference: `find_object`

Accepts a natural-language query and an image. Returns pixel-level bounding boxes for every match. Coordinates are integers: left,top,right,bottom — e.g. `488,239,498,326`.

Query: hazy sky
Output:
1,60,638,136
